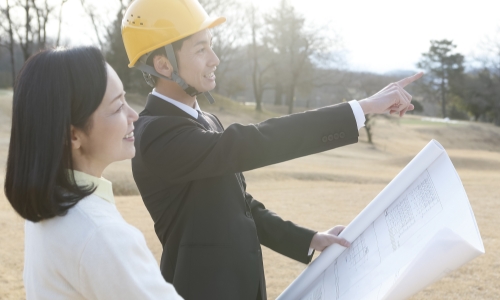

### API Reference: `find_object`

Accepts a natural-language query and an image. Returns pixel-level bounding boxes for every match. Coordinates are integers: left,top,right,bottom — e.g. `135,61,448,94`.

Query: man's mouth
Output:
204,72,215,80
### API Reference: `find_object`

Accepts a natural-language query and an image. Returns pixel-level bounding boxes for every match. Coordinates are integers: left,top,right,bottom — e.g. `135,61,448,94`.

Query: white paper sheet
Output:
277,140,484,300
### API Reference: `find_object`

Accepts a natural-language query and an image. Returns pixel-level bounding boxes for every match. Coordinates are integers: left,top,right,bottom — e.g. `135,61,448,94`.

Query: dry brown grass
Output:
0,91,499,299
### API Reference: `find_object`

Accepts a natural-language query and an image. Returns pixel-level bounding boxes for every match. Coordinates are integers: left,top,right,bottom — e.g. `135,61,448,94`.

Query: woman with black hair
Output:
4,47,182,299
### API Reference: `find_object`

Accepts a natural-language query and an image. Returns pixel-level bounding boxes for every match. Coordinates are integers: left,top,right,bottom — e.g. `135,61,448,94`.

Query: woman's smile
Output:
124,129,135,142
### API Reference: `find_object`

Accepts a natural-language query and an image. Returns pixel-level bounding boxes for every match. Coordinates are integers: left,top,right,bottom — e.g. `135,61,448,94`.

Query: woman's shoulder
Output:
75,195,144,243
24,195,161,298
26,194,130,245
73,194,124,224
24,195,135,274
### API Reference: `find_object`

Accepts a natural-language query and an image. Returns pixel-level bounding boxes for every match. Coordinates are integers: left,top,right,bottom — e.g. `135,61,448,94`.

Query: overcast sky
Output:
57,0,500,74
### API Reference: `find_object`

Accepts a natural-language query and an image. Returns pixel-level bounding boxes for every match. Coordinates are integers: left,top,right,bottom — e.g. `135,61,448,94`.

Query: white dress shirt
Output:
23,171,183,300
348,100,367,130
152,89,201,118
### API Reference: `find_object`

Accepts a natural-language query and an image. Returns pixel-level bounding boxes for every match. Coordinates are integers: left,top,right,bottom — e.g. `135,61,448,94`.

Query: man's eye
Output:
198,48,205,53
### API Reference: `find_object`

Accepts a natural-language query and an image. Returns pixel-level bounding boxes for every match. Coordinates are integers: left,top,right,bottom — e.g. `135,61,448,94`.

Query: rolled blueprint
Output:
278,139,484,300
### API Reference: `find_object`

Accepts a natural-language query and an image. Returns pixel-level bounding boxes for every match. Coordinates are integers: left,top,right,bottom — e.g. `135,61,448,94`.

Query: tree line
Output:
1,0,499,127
417,39,500,125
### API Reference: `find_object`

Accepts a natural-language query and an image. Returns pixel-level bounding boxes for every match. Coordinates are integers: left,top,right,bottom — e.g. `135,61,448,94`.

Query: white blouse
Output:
23,171,182,300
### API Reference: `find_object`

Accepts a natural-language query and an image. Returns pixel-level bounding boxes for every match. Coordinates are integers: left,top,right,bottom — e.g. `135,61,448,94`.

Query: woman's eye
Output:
198,47,205,53
116,104,124,113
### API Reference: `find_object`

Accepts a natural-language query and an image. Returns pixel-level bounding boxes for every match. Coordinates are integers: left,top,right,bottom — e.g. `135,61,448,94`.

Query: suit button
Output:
322,136,328,143
246,211,252,218
327,134,334,141
334,133,340,140
340,132,345,139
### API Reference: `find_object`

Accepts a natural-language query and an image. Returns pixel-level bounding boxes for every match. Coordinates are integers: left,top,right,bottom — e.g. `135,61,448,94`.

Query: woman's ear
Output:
153,55,174,79
70,125,82,150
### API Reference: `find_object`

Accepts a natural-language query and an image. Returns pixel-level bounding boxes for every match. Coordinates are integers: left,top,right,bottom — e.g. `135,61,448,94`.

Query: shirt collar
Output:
72,170,115,204
152,89,201,119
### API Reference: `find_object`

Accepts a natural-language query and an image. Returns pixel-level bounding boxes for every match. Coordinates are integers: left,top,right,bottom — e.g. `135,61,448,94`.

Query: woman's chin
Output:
119,145,136,161
127,148,136,159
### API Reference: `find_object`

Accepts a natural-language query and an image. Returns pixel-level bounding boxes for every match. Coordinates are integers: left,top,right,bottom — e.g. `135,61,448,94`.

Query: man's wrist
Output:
358,99,372,115
309,232,318,252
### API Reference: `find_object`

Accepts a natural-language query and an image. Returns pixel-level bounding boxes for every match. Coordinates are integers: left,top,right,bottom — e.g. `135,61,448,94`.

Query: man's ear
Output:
70,125,82,150
153,55,174,79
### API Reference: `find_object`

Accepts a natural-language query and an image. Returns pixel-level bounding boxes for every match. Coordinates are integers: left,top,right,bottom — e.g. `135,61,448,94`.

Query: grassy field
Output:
0,90,499,299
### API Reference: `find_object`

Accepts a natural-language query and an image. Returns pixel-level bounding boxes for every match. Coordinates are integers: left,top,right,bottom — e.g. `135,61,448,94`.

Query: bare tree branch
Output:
55,0,68,47
0,0,17,86
80,0,104,49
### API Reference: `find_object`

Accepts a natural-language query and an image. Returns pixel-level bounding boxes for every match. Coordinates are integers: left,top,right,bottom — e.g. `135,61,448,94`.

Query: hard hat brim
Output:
205,16,226,29
128,16,226,68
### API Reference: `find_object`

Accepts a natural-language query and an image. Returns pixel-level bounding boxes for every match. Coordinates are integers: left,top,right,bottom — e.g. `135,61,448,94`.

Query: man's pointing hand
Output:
358,72,424,117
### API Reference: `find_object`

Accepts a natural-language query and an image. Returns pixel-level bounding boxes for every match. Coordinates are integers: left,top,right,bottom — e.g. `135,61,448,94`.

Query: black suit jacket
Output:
131,94,359,300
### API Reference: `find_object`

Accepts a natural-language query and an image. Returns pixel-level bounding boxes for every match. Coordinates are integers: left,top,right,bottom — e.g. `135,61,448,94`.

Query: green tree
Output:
417,40,464,118
103,0,149,94
479,30,500,125
455,70,493,121
104,0,129,88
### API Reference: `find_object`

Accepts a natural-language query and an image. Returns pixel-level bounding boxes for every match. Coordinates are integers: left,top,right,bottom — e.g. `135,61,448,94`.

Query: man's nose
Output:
208,47,220,67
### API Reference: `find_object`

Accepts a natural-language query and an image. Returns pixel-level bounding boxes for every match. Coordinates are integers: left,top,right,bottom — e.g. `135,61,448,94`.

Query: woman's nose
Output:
128,104,139,122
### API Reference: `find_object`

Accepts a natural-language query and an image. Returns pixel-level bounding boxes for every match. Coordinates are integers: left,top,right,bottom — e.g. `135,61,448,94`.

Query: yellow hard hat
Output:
122,0,226,68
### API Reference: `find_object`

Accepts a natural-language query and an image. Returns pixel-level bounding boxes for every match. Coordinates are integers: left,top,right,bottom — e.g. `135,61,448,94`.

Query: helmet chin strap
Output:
135,44,215,104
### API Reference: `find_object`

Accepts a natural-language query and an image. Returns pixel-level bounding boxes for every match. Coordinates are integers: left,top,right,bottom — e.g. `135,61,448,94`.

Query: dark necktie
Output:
196,110,212,130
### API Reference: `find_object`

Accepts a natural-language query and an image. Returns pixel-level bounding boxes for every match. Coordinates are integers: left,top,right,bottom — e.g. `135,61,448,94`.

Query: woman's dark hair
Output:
4,46,108,222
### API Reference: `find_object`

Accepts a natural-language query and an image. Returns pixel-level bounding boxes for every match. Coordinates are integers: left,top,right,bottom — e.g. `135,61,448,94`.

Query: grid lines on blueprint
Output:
384,170,442,250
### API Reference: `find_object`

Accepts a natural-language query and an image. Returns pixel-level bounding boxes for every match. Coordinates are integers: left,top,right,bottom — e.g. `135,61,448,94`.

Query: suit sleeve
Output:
238,173,316,264
139,103,358,184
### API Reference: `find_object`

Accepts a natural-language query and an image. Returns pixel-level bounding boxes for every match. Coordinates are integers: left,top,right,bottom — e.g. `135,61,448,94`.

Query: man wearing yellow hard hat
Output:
121,0,422,299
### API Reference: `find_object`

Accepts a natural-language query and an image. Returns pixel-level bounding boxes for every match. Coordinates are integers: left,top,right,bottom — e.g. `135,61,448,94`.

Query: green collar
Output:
72,170,115,204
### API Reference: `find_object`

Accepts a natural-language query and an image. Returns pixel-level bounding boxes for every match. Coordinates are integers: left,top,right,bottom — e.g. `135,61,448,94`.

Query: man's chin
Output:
199,83,216,93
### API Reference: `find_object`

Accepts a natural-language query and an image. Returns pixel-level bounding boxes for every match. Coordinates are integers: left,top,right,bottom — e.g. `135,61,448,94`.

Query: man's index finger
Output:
397,72,424,88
